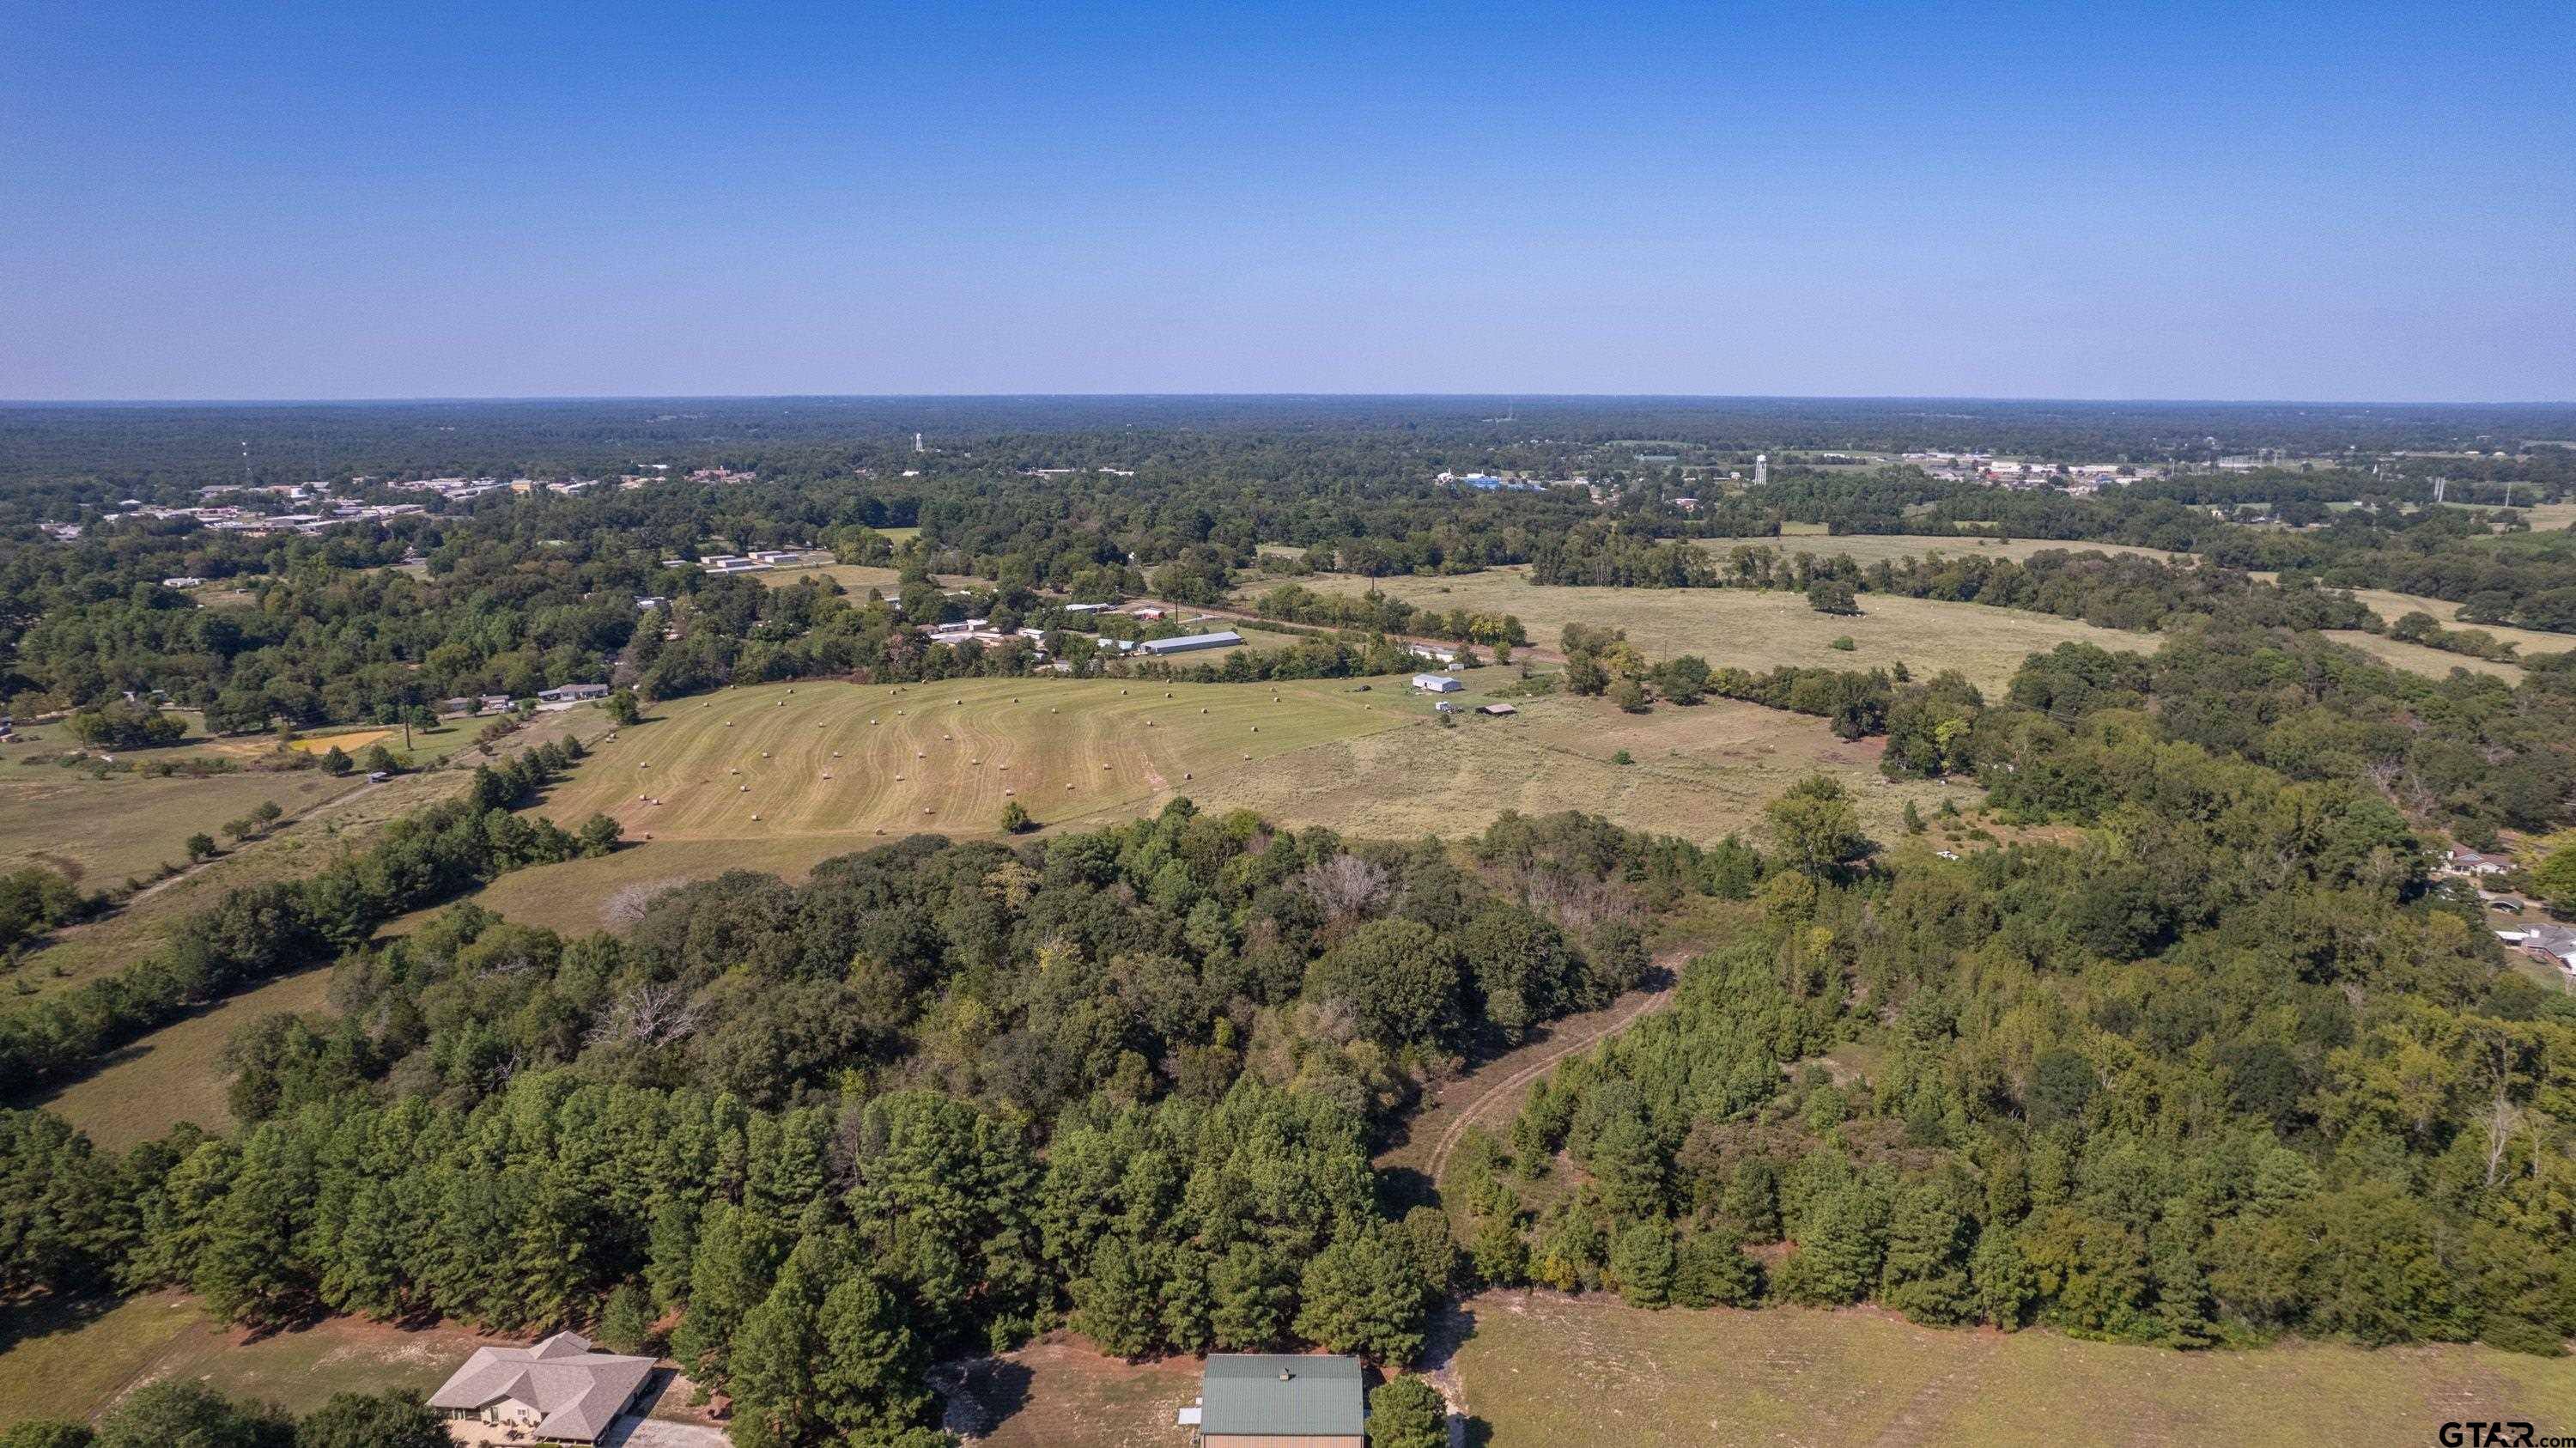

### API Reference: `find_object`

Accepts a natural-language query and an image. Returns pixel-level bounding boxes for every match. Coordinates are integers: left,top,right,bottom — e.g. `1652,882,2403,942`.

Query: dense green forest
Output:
1474,625,2576,1353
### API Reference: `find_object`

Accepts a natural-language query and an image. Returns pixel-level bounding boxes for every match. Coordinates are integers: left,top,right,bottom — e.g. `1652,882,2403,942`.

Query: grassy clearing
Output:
285,727,394,755
0,771,349,889
32,965,334,1149
1291,566,2142,694
2325,631,2525,681
945,1339,1198,1448
0,1290,506,1428
2444,500,2576,532
4,709,604,1004
756,560,908,593
1698,533,2193,569
0,1288,718,1433
1187,676,1947,849
1452,1291,2576,1448
2336,589,2576,654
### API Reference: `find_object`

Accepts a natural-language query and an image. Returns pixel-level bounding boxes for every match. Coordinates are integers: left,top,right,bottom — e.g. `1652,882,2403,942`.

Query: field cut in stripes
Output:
554,678,1401,843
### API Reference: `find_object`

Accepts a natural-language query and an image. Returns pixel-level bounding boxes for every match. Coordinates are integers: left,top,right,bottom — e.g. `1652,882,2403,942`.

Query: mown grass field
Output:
1290,566,2143,693
453,673,1949,937
1451,1292,2576,1448
0,1290,501,1429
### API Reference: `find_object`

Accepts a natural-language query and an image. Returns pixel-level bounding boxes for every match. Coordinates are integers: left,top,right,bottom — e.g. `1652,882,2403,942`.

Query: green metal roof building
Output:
1187,1354,1366,1447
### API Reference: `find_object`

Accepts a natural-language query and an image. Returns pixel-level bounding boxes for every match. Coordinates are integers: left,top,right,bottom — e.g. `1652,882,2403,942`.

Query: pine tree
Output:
1610,1220,1676,1308
598,1281,657,1355
1365,1378,1448,1448
728,1240,829,1448
1880,1182,1972,1325
815,1269,937,1438
1209,1242,1292,1350
1072,1236,1159,1359
1674,1228,1762,1309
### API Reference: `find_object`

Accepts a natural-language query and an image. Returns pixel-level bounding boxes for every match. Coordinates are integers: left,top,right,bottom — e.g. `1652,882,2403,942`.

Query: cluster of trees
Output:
0,1383,451,1448
0,744,617,1091
1478,756,2574,1353
1249,583,1530,647
1531,529,2379,638
0,865,98,955
289,803,1674,1123
1986,629,2576,846
1552,621,1984,760
2388,610,2530,663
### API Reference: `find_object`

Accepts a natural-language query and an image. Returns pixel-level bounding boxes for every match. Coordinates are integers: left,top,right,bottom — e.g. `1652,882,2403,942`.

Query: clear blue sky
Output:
3,1,2569,401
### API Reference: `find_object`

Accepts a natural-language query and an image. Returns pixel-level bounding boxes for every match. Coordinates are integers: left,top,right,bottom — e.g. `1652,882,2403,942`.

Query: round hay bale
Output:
750,812,761,820
1183,771,1192,781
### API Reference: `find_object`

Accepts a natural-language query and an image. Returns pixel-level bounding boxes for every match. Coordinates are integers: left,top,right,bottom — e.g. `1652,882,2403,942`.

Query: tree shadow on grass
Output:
936,1356,1034,1439
0,1291,123,1359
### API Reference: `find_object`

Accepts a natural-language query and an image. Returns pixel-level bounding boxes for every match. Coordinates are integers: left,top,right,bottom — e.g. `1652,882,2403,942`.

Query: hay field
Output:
1698,533,2193,569
549,678,1391,846
287,727,394,755
459,674,1949,936
1185,678,1948,849
1454,1291,2576,1448
1291,567,2143,693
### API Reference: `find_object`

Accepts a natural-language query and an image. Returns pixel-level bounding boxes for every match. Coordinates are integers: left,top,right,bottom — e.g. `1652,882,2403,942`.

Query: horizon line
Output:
4,391,2574,410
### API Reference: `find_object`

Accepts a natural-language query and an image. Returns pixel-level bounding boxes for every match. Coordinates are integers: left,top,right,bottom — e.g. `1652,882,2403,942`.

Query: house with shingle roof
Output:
428,1330,654,1444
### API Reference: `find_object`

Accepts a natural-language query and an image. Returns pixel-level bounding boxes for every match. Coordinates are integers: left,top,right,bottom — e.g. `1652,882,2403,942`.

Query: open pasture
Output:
2335,587,2576,655
1699,532,2194,569
2325,631,2524,681
1453,1291,2576,1448
466,673,1947,935
531,675,1395,845
1289,566,2144,693
0,770,344,888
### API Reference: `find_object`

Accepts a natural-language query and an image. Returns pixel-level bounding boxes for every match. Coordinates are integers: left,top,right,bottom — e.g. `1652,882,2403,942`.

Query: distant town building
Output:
1138,630,1243,656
